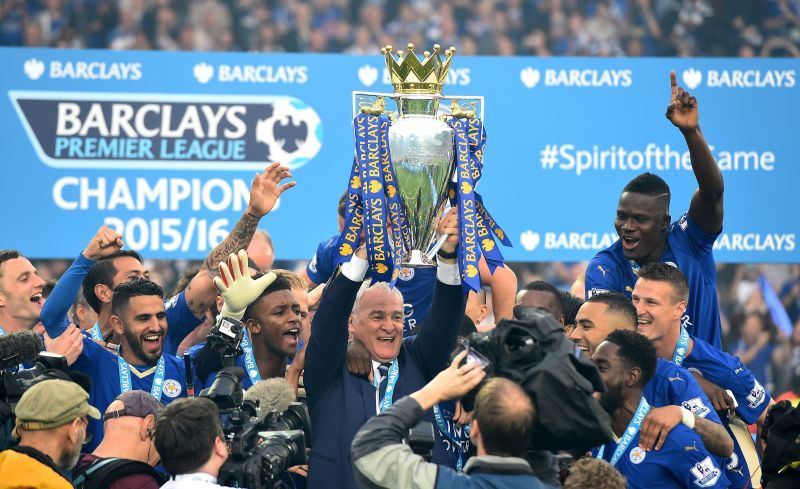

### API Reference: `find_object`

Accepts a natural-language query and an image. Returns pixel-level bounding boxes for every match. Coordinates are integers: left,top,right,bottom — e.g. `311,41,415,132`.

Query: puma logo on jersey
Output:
668,376,684,382
597,265,608,277
685,441,698,452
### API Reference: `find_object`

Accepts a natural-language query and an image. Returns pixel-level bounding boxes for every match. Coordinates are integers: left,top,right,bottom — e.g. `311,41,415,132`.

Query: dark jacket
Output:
304,268,464,489
352,396,555,489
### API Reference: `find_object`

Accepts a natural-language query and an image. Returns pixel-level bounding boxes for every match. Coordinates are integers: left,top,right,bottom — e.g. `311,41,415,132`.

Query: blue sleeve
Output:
728,364,771,424
306,239,335,285
584,256,622,299
304,271,361,407
40,253,95,338
163,291,203,356
661,428,729,488
671,212,719,259
406,279,466,382
70,336,106,375
678,370,722,424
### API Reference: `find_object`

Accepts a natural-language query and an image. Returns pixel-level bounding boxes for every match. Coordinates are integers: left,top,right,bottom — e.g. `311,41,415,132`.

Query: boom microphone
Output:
0,331,43,370
244,378,295,416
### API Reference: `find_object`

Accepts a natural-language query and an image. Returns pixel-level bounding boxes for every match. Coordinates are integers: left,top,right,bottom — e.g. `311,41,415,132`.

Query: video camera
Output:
451,306,612,451
0,352,72,424
200,367,312,489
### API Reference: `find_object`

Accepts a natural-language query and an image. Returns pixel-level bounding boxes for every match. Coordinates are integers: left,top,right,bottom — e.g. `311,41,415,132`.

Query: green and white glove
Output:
214,249,277,320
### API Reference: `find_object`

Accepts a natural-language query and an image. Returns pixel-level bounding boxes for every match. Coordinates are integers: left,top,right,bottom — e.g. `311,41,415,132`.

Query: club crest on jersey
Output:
629,447,646,464
163,379,182,398
691,456,721,487
682,397,711,418
397,267,415,281
747,380,766,409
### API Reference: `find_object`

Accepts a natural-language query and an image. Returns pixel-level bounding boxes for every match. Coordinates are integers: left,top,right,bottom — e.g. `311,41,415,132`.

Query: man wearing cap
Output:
73,390,166,489
0,379,100,488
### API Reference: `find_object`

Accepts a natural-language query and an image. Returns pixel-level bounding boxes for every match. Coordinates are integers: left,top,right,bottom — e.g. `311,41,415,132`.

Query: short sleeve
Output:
585,257,622,299
662,429,728,488
671,212,719,259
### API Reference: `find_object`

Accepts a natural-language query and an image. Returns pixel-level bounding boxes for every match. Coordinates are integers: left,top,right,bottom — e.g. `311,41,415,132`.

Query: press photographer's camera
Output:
201,367,312,489
0,352,72,423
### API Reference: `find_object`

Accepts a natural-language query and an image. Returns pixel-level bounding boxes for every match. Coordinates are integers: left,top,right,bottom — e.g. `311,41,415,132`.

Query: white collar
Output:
174,472,218,483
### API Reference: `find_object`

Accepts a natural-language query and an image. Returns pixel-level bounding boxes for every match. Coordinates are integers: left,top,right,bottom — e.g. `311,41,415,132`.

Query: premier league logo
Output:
255,99,323,169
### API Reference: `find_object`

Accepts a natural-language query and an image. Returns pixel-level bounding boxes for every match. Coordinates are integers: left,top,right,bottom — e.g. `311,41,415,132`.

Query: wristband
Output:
437,248,457,260
680,406,696,430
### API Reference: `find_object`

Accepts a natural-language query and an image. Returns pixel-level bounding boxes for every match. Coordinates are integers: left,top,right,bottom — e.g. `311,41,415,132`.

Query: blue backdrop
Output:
1,47,797,263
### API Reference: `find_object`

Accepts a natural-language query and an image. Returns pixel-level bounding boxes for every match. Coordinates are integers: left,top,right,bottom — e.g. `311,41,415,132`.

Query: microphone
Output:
0,331,43,370
244,378,295,416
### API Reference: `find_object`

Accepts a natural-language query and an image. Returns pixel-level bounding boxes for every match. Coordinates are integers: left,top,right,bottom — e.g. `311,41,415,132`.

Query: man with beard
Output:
0,379,100,488
570,292,733,458
633,263,774,488
191,253,302,390
591,330,728,489
0,249,46,334
43,278,188,452
586,72,725,348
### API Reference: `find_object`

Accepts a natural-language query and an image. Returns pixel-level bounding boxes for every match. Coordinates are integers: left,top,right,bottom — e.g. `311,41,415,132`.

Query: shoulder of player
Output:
659,424,708,455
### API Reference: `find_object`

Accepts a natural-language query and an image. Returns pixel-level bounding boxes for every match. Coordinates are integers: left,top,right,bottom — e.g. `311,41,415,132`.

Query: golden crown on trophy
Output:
381,43,456,95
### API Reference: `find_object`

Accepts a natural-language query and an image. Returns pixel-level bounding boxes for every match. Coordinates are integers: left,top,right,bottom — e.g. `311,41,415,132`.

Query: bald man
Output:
74,391,165,488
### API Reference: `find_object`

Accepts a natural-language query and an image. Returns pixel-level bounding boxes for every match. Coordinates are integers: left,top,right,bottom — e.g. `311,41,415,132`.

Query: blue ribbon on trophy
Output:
340,43,511,292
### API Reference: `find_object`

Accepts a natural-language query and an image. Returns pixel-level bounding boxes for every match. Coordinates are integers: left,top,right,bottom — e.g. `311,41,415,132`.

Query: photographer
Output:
0,379,100,488
351,351,554,489
155,397,234,488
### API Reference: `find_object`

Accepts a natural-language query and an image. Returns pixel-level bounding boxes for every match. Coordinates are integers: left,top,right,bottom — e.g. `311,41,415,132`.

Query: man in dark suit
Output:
304,210,465,489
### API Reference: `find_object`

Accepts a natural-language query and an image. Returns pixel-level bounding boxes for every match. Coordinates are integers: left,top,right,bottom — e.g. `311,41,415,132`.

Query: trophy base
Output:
400,249,437,268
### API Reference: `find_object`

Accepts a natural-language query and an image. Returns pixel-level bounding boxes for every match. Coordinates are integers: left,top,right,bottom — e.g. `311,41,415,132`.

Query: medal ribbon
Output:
672,325,691,366
118,355,166,401
433,403,471,471
90,321,103,341
596,397,650,466
371,358,399,412
240,330,262,385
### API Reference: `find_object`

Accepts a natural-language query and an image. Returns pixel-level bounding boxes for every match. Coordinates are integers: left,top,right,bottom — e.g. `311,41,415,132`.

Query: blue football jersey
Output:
162,290,204,356
305,234,437,336
683,337,771,488
73,339,188,451
593,424,729,489
645,359,721,424
586,212,722,348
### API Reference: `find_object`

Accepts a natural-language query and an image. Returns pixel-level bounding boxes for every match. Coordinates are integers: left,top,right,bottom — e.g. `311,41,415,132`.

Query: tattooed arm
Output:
183,162,296,317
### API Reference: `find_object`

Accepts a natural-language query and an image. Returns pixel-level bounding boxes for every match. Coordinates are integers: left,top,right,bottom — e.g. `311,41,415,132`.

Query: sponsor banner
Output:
1,47,798,262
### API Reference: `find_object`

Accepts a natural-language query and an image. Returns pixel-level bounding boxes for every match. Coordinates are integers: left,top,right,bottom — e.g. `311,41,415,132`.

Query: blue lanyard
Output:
372,359,399,412
89,321,104,341
118,355,166,400
433,404,470,471
240,330,261,385
672,326,690,366
596,397,650,466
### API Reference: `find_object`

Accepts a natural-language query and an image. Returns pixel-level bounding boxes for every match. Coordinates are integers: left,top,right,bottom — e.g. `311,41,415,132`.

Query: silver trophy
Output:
352,44,484,267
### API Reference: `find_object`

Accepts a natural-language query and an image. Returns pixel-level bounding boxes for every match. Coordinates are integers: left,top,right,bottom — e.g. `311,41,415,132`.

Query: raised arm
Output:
304,250,366,402
40,226,123,338
409,209,466,381
183,163,295,318
666,71,724,234
478,257,517,322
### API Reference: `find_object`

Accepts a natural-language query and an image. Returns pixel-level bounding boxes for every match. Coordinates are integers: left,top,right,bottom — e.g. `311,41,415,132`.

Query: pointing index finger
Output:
670,70,678,97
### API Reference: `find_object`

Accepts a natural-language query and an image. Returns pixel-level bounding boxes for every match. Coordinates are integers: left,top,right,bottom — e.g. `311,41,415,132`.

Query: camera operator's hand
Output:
214,250,277,320
44,325,84,366
288,464,308,478
411,351,485,411
82,225,124,261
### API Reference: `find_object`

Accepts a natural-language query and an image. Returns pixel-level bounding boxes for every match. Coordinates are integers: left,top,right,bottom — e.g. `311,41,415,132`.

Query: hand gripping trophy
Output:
335,43,511,292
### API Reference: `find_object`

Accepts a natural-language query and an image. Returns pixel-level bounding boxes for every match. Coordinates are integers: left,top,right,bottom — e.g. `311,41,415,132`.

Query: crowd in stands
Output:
3,0,800,57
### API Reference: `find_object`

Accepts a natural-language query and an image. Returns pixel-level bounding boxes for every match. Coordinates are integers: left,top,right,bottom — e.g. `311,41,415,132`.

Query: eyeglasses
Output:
77,416,93,445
